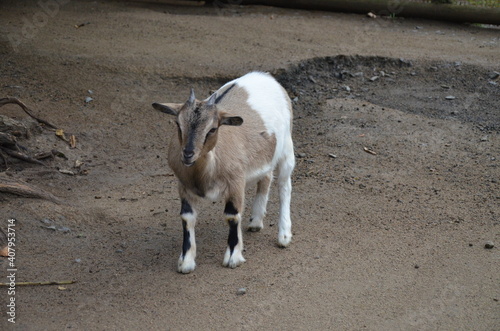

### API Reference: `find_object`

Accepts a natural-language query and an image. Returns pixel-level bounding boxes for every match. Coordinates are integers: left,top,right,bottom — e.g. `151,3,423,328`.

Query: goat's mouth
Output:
182,160,195,167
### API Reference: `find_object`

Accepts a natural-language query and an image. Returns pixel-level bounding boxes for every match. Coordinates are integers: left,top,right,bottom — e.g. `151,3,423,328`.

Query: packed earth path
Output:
0,1,499,330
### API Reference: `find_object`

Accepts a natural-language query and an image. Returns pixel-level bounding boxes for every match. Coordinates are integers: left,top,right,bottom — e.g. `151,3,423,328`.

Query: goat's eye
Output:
208,128,217,135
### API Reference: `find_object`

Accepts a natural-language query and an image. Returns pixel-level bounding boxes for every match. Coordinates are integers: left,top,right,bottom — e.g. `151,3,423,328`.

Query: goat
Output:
152,72,295,273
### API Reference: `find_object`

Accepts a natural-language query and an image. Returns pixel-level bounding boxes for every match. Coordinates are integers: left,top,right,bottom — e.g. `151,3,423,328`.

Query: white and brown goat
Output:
153,72,295,273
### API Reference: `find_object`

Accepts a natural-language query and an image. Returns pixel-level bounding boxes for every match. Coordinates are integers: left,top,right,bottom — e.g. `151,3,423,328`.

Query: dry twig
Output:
0,97,57,129
0,280,76,286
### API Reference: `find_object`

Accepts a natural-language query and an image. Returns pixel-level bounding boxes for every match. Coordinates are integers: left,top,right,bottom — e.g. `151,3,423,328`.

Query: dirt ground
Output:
0,0,499,330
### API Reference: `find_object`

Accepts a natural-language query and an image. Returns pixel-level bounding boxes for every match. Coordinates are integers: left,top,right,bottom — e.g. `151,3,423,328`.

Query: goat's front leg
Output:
178,198,198,274
222,196,246,269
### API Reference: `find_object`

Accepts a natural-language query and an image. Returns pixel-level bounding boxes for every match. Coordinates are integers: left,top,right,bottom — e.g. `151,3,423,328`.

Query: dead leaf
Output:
55,129,68,142
59,169,75,176
0,246,8,257
69,135,76,148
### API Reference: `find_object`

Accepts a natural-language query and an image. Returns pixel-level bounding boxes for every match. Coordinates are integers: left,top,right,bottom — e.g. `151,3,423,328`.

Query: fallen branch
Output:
0,97,57,129
0,146,46,166
0,175,63,204
0,280,76,286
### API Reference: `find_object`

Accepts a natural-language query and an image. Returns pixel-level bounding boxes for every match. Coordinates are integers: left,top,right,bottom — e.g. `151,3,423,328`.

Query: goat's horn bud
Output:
188,88,196,105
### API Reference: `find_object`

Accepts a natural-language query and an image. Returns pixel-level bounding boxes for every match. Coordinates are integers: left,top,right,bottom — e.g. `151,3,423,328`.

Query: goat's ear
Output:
152,102,182,116
220,114,243,126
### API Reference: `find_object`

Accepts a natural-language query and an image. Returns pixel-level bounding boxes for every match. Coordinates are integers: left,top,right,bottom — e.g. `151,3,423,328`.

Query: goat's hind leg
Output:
178,197,198,273
248,171,272,232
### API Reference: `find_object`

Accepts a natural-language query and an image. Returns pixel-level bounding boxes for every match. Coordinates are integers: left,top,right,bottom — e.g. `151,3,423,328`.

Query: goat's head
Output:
153,89,243,167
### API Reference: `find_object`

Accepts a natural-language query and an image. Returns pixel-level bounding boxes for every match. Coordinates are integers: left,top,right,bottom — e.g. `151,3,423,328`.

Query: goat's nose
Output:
183,149,194,159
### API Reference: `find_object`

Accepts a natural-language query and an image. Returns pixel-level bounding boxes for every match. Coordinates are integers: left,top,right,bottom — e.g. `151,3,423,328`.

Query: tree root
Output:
0,97,57,129
0,174,63,204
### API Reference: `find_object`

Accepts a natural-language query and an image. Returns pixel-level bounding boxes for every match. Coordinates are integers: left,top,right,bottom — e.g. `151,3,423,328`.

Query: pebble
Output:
58,226,71,233
445,95,456,100
488,71,499,80
297,152,307,158
115,249,124,253
75,258,82,263
328,153,337,158
369,76,379,82
484,241,494,249
85,96,93,103
343,85,351,92
236,287,247,295
480,136,488,142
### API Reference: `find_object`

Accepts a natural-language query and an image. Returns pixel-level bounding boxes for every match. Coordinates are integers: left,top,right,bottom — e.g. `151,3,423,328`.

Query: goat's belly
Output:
245,164,273,185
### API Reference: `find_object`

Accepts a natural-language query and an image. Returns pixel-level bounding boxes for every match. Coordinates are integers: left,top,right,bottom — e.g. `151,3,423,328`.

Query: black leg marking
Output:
182,220,191,258
227,219,238,254
224,201,238,215
181,199,193,214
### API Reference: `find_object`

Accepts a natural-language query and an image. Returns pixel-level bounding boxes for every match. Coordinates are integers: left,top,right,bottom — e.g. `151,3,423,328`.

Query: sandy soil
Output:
0,1,499,330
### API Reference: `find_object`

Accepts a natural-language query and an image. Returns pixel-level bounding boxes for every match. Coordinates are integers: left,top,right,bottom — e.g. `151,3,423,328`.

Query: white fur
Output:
221,72,292,169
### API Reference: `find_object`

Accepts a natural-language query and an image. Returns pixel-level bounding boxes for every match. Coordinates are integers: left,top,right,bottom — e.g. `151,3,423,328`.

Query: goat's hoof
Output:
277,233,292,248
178,256,196,274
247,225,263,232
223,249,246,269
247,219,263,232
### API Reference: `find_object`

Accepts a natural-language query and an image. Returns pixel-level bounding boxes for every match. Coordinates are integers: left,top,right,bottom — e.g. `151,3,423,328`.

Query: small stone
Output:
115,249,124,253
369,76,379,82
480,136,488,142
454,61,462,67
484,241,494,249
58,226,71,233
343,85,351,92
236,287,247,295
410,72,417,76
445,95,456,100
488,71,499,80
328,153,337,158
297,152,307,158
88,90,94,94
414,264,420,269
292,96,299,102
85,96,93,103
41,218,52,224
75,258,82,263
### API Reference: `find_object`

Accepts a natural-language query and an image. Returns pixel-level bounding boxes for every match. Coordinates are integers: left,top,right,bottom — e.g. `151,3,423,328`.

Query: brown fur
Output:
167,85,276,210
